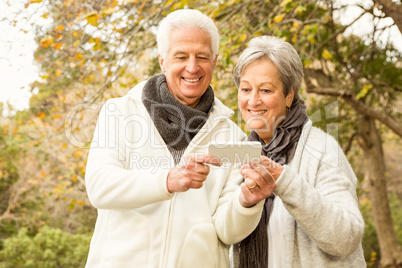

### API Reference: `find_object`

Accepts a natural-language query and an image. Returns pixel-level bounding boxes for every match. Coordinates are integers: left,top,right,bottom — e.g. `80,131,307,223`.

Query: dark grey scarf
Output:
238,103,308,268
142,74,214,163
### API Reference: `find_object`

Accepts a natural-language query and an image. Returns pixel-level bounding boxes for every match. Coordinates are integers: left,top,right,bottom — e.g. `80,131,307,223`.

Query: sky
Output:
0,0,47,114
0,0,401,115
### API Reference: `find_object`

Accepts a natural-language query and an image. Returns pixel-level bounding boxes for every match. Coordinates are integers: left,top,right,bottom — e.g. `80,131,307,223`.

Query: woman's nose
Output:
248,91,261,106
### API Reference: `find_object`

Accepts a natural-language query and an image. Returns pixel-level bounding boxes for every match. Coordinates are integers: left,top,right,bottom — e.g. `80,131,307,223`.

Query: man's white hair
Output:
157,9,220,59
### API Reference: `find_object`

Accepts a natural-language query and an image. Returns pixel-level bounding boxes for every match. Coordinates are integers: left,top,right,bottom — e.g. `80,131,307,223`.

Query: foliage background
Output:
0,0,401,267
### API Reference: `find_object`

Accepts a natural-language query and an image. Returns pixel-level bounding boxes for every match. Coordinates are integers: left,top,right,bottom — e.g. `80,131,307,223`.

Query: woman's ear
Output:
286,90,295,108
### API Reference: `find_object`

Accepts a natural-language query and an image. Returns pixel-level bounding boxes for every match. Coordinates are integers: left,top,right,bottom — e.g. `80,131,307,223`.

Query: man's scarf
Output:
142,74,214,162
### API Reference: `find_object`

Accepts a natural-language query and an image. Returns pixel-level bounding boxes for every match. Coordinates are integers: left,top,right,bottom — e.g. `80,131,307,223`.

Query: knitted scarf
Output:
238,103,308,268
141,73,214,163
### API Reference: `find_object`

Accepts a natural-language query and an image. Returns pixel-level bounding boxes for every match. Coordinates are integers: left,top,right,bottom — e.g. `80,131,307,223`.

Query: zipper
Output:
162,193,176,267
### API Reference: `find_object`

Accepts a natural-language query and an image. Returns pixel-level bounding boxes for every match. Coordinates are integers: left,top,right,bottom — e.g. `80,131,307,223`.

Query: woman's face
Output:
238,58,294,143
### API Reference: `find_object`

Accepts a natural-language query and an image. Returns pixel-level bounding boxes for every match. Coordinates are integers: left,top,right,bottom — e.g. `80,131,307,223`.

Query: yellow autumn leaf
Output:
356,85,373,100
280,0,292,7
102,7,115,15
293,21,301,28
85,12,100,26
39,35,53,47
56,25,64,31
73,39,80,48
38,112,46,119
239,33,247,42
30,0,42,3
322,49,333,59
273,14,285,23
75,53,83,60
55,43,63,50
41,12,48,19
55,69,62,76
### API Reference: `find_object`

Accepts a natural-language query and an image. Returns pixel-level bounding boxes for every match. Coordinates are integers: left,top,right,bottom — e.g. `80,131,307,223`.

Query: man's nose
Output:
185,57,200,73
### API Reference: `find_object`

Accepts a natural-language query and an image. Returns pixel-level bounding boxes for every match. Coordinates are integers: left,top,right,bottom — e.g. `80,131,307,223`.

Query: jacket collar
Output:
127,79,234,120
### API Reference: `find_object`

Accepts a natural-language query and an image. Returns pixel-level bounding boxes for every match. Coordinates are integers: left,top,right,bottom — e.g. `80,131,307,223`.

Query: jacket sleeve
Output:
210,127,265,245
213,178,265,245
274,133,364,257
85,99,174,210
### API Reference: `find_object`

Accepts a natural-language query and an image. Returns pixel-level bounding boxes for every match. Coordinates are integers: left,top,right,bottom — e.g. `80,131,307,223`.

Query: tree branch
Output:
304,69,402,137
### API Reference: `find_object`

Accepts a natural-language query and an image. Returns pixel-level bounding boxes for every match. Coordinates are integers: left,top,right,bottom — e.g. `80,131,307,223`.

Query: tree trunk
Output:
359,116,402,268
374,0,402,34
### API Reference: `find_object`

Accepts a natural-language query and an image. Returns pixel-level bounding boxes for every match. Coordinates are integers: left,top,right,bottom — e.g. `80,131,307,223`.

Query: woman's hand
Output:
238,156,283,208
260,155,284,181
238,159,273,208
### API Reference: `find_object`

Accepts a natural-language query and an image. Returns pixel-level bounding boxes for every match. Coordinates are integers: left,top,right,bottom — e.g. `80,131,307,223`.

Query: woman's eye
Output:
241,88,250,93
261,89,271,93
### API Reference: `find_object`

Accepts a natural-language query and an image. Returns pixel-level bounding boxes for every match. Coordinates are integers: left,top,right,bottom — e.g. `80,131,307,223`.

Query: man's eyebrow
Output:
172,51,187,56
196,51,212,57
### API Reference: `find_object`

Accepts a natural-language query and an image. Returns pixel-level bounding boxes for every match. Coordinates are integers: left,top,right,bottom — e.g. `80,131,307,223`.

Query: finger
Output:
249,157,261,169
244,177,258,189
243,166,273,188
195,154,222,167
189,180,204,189
195,164,210,175
260,155,281,169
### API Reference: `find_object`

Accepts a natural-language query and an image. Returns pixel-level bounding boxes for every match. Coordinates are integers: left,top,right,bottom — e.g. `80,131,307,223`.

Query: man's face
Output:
159,27,218,108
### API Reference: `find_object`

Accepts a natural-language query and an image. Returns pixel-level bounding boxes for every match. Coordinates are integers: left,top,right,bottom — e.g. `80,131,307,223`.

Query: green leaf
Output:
356,85,373,100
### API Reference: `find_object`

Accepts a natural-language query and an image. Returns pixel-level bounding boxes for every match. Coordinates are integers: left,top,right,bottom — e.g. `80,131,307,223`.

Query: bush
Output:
360,193,402,268
0,226,92,268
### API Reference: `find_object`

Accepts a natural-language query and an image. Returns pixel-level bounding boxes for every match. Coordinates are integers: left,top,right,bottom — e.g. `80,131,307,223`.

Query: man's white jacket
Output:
85,81,264,268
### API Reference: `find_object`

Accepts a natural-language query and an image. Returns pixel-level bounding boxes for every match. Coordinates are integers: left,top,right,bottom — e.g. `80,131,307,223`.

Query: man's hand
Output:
239,156,283,208
167,154,221,193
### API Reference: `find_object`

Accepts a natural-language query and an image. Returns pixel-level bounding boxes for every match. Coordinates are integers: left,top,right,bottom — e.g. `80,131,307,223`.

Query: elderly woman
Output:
232,36,366,267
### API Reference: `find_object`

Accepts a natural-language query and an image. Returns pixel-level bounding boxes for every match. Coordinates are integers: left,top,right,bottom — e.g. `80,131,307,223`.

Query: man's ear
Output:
158,54,165,73
213,54,219,68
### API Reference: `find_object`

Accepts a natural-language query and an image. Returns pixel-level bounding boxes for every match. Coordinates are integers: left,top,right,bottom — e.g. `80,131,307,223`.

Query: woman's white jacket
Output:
232,120,366,267
85,81,264,268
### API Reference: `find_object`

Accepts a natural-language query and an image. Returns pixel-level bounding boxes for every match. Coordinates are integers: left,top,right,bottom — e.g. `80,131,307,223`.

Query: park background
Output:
0,0,401,267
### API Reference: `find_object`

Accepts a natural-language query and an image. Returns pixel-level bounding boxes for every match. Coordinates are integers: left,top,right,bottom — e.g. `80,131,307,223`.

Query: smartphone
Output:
208,141,262,165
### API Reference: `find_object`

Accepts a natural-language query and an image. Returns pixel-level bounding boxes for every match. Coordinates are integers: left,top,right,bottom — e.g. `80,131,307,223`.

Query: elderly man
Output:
85,9,268,267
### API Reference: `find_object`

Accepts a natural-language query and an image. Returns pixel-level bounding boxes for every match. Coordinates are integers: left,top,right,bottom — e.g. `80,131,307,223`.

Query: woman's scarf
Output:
238,103,308,268
142,74,214,161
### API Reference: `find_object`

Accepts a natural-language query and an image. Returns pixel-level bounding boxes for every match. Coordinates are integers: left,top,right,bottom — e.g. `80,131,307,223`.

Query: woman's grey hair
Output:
157,9,220,59
234,36,304,106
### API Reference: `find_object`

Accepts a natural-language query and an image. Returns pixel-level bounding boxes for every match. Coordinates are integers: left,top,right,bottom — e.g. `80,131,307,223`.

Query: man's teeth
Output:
250,110,266,115
184,78,200,82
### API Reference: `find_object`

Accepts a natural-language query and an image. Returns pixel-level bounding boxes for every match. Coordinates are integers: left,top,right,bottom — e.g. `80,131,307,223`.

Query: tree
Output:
301,2,402,266
2,0,401,266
